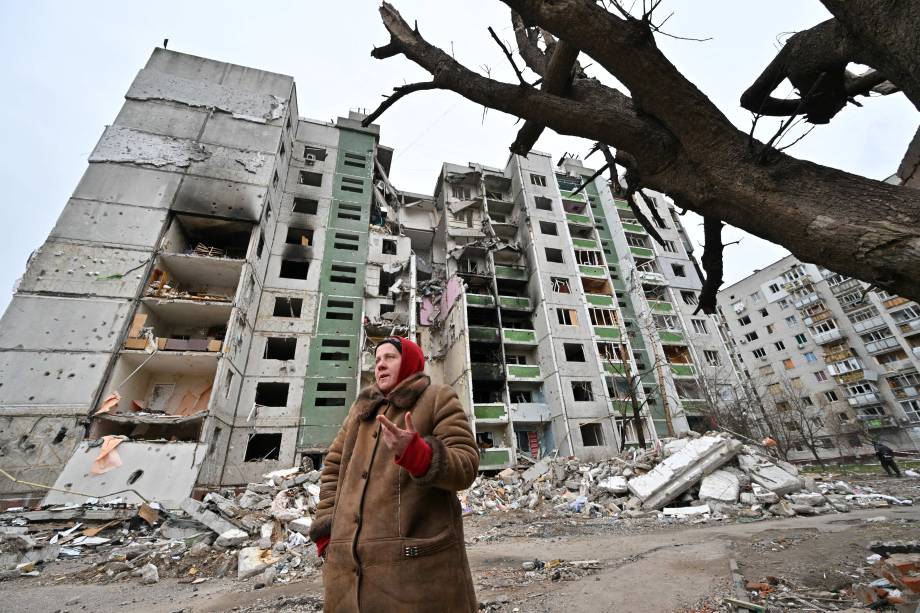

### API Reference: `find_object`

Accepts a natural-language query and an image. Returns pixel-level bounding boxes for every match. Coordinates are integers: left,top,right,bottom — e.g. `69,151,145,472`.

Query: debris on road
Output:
461,432,914,522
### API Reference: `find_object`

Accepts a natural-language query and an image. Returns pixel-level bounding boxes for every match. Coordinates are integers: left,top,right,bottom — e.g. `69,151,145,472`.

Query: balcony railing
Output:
473,403,508,422
630,246,654,259
502,328,537,345
498,295,531,310
681,399,708,415
571,237,598,249
622,222,646,234
468,326,500,343
648,300,674,314
866,337,900,354
852,316,887,333
613,199,630,210
882,358,914,373
566,213,592,226
479,447,514,470
847,392,881,407
830,278,862,295
507,364,542,380
494,265,528,280
639,270,666,285
586,293,614,306
560,189,587,204
858,415,897,430
509,402,551,423
670,363,696,377
898,319,920,336
793,293,821,309
594,326,621,340
579,264,607,278
466,293,495,307
658,330,685,344
812,328,844,345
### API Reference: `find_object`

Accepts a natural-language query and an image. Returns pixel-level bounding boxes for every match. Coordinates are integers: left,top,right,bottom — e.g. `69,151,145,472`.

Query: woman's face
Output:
375,343,402,393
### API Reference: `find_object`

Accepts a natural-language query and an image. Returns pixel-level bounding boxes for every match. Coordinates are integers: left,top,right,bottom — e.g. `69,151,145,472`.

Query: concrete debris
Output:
460,432,913,522
0,465,324,585
698,470,741,503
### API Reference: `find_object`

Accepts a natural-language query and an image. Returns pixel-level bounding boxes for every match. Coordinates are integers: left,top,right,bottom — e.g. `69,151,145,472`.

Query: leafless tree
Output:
364,1,920,314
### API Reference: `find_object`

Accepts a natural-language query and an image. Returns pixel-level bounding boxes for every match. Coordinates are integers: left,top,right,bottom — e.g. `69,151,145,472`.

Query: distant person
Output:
873,441,902,477
310,336,479,612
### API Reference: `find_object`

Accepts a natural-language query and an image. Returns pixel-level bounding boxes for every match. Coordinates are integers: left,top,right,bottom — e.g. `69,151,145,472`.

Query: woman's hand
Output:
376,412,416,457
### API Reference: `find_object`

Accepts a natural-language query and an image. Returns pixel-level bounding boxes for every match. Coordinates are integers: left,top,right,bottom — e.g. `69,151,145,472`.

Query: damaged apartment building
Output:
0,49,738,507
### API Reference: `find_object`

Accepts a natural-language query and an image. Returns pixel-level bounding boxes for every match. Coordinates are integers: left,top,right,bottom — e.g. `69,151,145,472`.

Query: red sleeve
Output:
315,535,329,557
394,431,432,478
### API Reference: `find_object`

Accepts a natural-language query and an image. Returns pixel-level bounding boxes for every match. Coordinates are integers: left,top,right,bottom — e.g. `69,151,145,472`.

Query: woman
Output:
309,336,479,612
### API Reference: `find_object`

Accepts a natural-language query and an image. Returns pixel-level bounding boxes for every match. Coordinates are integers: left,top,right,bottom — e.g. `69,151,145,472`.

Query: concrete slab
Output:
628,435,742,510
43,441,206,509
737,452,802,496
699,469,740,503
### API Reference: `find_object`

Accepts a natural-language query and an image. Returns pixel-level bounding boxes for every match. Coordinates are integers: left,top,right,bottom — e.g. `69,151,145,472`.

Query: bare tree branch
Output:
361,82,438,127
487,26,528,86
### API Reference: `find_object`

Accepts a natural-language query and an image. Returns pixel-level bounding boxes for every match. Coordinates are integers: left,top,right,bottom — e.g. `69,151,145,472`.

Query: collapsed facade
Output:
0,49,738,507
717,255,920,460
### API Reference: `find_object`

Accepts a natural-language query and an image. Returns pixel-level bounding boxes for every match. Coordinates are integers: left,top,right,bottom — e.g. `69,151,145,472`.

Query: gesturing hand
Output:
376,412,417,457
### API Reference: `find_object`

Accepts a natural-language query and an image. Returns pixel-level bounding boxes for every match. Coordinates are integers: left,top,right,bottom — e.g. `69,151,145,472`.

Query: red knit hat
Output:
376,337,426,387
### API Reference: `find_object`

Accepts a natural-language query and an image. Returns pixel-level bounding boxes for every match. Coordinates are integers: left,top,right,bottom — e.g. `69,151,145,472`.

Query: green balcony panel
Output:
498,295,531,309
468,326,500,343
571,238,598,249
604,362,627,375
611,399,632,413
670,363,696,377
622,222,646,234
630,246,654,258
560,189,587,203
681,399,707,416
479,448,513,469
473,403,508,420
566,213,592,225
466,293,495,307
494,265,527,280
658,330,684,344
586,293,614,306
649,300,673,313
502,328,537,345
594,326,621,340
507,364,541,379
579,265,606,278
614,199,630,210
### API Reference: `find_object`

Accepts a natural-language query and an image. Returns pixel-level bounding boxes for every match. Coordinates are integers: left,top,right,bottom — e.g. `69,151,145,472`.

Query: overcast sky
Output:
0,1,915,315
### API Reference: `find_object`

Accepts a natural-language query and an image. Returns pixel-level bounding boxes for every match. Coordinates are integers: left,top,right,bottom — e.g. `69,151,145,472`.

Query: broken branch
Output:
361,82,438,127
488,26,528,86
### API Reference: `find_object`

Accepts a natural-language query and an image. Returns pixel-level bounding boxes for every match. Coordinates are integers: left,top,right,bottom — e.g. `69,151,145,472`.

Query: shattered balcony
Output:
125,300,228,354
648,300,674,314
161,214,253,260
664,345,696,378
92,349,216,441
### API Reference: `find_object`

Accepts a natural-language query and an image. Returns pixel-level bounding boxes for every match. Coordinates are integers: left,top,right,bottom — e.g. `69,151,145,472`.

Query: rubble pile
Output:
0,466,324,586
462,432,914,521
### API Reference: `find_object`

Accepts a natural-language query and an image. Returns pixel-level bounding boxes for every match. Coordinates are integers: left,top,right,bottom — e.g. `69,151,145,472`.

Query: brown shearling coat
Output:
309,372,479,612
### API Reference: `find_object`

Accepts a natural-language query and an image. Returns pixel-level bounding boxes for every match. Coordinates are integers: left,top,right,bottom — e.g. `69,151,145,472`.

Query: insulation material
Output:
90,435,126,475
95,392,121,415
235,151,266,174
90,125,211,168
44,440,207,508
128,68,287,124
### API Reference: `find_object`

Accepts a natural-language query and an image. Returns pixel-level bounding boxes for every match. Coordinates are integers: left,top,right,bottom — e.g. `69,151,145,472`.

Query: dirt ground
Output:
4,475,918,613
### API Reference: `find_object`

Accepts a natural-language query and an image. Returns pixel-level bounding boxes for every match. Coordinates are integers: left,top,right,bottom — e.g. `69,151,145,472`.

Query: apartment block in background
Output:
717,255,920,461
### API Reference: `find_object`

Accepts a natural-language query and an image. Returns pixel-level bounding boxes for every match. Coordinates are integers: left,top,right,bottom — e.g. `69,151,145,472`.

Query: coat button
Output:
354,514,360,523
361,470,368,479
372,431,378,438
